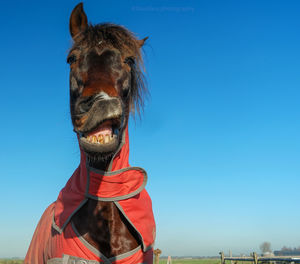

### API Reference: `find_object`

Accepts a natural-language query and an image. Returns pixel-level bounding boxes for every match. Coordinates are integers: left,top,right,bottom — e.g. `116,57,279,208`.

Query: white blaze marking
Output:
96,91,112,100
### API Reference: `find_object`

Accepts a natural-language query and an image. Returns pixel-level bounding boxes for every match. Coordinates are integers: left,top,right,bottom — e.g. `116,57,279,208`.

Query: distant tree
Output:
260,242,272,253
281,246,292,252
277,246,300,256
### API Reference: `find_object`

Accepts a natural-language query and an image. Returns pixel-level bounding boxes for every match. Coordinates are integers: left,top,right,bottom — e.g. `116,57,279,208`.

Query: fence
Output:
220,252,300,264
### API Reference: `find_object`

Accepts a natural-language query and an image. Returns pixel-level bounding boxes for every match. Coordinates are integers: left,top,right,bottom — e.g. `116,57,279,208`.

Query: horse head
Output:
68,3,148,164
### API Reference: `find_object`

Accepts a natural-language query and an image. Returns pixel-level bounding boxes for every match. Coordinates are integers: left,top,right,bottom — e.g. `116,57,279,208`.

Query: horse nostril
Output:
79,102,91,113
76,96,94,114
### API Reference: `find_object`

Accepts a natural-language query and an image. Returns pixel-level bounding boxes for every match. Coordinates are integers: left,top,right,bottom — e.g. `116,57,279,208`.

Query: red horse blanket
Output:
25,129,156,264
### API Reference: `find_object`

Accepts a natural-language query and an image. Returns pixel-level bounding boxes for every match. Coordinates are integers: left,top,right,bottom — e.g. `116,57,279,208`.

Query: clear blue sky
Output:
0,0,300,258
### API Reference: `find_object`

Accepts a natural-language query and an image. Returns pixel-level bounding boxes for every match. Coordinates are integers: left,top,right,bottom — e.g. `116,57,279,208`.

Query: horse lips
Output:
86,122,114,144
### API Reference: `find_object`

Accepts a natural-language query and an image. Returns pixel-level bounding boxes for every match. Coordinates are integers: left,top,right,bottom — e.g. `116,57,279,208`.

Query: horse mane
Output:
72,23,148,116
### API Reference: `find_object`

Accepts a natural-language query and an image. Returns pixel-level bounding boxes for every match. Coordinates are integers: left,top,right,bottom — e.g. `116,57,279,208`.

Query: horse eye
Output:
67,55,77,65
124,57,135,66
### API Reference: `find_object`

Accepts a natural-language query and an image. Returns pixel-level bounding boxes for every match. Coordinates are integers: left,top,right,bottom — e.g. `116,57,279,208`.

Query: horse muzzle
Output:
73,96,126,155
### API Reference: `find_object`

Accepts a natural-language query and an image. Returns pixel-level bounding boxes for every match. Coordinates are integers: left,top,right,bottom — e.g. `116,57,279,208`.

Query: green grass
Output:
159,259,220,264
0,258,222,264
0,260,23,264
158,260,253,264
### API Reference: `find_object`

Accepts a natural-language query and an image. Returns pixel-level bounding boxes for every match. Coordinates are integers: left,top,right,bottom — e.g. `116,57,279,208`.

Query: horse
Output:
25,3,156,263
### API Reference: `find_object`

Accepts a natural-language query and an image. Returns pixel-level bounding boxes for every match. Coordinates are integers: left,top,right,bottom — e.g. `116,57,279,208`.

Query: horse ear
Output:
137,37,149,48
69,3,88,39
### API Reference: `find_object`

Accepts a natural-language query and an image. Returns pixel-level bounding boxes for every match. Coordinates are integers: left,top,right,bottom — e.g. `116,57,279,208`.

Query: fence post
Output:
220,251,225,264
253,252,258,264
154,248,162,264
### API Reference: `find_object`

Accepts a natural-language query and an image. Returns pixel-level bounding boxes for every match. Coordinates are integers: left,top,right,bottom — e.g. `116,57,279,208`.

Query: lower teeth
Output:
86,134,115,144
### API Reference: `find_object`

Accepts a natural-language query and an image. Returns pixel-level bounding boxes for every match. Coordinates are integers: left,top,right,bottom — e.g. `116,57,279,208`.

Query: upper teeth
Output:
86,134,115,144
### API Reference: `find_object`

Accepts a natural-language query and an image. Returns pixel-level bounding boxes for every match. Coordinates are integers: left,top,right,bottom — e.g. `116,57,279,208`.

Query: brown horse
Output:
25,3,155,264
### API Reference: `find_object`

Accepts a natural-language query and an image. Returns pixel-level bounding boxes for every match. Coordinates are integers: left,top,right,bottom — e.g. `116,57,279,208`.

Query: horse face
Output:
67,3,147,160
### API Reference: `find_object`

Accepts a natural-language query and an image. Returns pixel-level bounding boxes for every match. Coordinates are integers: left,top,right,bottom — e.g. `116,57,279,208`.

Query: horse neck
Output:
87,156,111,171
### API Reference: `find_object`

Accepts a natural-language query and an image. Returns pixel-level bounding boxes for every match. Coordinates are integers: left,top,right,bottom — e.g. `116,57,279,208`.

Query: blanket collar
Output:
53,127,147,232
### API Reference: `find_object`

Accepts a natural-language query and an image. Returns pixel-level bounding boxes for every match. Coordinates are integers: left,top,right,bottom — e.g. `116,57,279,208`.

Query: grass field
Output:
159,260,251,264
0,258,222,264
159,259,220,264
0,260,23,264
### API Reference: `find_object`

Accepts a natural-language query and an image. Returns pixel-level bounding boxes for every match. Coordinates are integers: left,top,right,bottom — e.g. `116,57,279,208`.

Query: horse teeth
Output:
86,134,113,144
98,135,104,144
104,134,110,143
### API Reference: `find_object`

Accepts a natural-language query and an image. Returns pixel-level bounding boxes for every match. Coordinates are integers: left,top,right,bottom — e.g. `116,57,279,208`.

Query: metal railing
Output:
220,252,300,264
